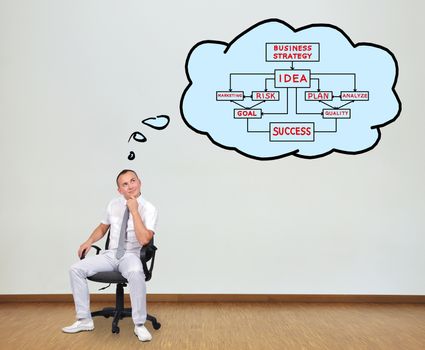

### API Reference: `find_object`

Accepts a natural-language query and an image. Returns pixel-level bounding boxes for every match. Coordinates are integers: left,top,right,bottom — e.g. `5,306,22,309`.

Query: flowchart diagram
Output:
181,20,401,160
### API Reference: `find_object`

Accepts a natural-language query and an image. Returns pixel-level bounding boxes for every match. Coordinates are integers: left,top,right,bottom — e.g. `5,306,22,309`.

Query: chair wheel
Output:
152,322,161,330
112,326,120,334
105,315,110,318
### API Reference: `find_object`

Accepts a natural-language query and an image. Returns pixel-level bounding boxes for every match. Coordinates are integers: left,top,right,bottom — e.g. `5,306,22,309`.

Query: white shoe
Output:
134,325,152,342
62,319,94,333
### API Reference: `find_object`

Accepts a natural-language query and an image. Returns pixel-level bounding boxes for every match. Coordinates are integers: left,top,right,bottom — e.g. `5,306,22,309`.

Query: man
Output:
62,169,158,342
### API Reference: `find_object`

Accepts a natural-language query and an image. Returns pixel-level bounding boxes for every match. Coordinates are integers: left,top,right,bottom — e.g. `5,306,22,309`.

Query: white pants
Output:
69,250,147,325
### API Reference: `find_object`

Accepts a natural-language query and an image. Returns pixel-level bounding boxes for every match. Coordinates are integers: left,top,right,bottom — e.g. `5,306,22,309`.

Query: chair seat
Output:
88,271,128,284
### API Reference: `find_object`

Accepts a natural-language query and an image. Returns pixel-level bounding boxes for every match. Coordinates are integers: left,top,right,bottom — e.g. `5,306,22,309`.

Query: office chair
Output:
81,231,161,334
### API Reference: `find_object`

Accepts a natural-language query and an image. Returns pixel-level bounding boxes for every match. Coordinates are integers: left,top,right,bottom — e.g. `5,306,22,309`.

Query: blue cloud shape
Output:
180,19,401,160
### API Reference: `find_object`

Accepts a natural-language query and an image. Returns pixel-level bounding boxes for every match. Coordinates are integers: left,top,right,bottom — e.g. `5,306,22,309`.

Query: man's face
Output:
117,171,142,199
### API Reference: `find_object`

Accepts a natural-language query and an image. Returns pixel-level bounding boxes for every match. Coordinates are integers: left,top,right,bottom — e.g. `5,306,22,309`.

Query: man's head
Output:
116,169,142,199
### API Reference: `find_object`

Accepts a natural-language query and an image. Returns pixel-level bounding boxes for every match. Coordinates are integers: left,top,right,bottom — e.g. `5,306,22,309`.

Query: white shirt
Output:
101,195,158,253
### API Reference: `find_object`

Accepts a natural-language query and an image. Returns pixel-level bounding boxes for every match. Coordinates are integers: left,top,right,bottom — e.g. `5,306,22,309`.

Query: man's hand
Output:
127,196,139,214
78,241,92,258
76,223,109,259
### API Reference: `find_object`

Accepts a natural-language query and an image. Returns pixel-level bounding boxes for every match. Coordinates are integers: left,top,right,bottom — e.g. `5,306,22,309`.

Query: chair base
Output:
91,283,161,334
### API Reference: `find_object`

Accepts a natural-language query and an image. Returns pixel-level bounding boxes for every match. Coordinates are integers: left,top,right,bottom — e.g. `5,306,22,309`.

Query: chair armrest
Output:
140,240,157,281
80,245,102,260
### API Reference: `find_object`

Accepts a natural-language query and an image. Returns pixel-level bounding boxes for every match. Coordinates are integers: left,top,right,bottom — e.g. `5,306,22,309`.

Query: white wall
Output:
0,0,424,294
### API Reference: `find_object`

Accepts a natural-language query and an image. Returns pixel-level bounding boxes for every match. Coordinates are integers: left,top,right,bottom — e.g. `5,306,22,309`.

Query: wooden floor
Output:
1,302,425,349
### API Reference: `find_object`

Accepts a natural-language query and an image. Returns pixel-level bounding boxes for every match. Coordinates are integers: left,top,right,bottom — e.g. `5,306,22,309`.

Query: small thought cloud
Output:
142,115,170,130
126,115,171,161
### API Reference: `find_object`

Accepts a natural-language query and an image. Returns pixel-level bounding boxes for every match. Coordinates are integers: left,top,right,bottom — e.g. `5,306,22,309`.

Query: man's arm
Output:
127,197,153,246
78,223,110,258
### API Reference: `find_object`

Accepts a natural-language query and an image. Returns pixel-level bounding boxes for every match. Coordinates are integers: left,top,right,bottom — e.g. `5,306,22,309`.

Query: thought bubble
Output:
180,19,401,160
128,131,147,143
126,115,171,161
142,115,170,130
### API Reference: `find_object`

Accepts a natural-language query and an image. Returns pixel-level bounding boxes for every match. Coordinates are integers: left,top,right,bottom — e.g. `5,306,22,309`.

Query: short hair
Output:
116,169,139,186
